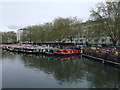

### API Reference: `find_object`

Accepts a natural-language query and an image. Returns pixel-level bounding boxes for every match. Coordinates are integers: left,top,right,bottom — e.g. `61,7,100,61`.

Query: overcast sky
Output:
0,0,104,32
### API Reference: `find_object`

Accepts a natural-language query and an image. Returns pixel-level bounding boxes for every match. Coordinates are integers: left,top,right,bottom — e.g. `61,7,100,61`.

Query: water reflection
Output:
20,54,84,84
0,64,1,89
2,51,120,88
82,58,119,88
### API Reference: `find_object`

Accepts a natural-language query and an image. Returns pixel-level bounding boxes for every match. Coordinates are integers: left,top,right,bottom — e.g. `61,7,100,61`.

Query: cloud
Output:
0,26,18,32
0,0,104,2
7,25,22,29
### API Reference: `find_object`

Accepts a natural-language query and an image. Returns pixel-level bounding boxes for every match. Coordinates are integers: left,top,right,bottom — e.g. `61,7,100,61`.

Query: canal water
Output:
1,51,120,88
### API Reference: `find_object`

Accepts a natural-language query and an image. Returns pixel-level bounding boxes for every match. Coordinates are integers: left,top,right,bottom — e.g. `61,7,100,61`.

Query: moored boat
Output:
46,48,62,55
54,49,80,55
2,44,80,56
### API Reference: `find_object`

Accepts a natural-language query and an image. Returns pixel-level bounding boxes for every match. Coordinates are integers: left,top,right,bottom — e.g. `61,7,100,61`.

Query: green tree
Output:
42,22,54,41
2,31,17,43
66,17,82,42
21,17,82,43
90,1,120,46
53,17,69,41
0,32,3,44
53,17,82,42
82,20,103,45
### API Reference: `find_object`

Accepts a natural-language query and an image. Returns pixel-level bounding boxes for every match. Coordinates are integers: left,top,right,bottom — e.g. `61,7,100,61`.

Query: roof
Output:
76,45,87,47
57,49,78,51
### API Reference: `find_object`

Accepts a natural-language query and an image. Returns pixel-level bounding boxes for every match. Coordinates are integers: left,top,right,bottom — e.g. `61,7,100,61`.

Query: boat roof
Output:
49,48,64,51
76,45,87,47
57,49,78,51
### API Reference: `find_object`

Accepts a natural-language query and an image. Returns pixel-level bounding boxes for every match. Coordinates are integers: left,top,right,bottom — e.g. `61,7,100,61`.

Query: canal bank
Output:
82,54,120,68
81,47,120,68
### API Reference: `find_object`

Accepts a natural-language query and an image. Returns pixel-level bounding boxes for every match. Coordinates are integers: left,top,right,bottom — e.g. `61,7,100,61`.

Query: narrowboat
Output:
46,48,61,55
54,49,80,55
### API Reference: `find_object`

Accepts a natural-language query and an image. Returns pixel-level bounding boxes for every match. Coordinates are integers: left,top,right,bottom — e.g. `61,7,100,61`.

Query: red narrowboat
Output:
54,49,80,55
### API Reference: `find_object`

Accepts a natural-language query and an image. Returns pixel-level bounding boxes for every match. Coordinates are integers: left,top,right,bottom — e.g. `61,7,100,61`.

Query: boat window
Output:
73,51,77,52
68,51,70,53
68,51,72,53
36,49,39,52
